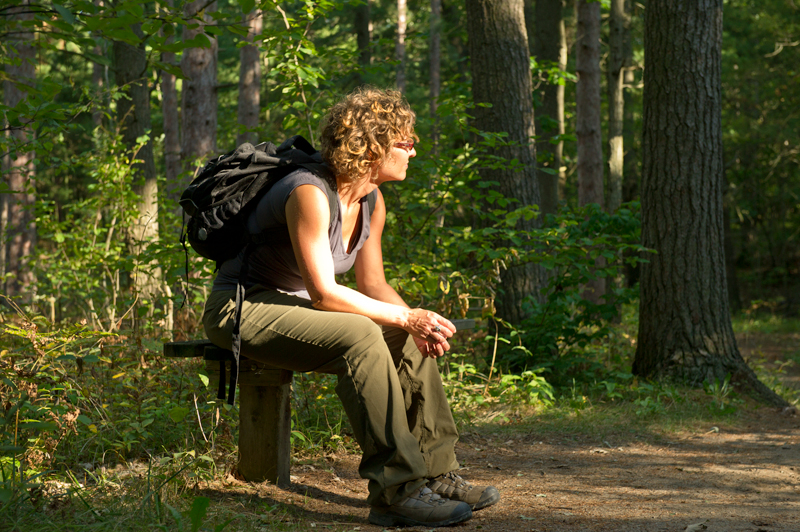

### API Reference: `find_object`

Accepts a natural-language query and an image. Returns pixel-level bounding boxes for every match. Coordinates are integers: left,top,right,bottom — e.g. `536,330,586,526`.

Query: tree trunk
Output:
607,0,627,214
162,0,181,209
355,0,371,70
576,0,605,302
634,0,787,407
92,0,106,129
430,0,441,148
533,0,566,218
237,9,262,146
396,0,407,93
113,25,161,303
181,0,218,178
2,1,36,300
465,0,542,324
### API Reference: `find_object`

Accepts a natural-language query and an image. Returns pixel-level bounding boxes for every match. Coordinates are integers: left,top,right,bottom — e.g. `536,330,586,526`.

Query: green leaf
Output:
53,4,76,24
189,497,210,532
238,0,256,13
19,421,58,431
168,406,191,423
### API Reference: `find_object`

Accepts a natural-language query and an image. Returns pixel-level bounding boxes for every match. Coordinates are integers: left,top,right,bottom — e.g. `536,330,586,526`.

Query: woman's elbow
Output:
309,286,337,310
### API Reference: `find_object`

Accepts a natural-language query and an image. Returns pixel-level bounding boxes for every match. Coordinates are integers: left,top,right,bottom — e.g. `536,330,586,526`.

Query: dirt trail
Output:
208,331,800,532
235,406,798,532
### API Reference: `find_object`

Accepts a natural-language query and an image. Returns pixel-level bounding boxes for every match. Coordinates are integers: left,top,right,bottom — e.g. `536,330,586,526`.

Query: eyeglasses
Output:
394,141,415,151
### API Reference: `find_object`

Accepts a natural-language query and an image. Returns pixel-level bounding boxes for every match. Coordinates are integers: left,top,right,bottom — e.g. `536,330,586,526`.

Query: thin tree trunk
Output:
607,0,627,214
92,0,106,129
576,0,605,303
465,0,542,324
396,0,407,93
355,0,371,71
430,0,441,149
237,9,262,146
92,49,106,128
162,0,181,210
113,24,161,303
2,1,36,300
622,0,639,287
534,0,566,218
181,0,218,178
634,0,786,407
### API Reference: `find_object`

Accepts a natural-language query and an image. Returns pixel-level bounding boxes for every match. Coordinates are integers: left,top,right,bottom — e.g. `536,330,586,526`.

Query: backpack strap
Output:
366,189,377,216
221,168,339,405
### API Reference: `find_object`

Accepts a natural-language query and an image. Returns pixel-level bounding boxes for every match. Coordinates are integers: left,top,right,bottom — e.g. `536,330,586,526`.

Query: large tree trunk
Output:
576,0,605,302
396,0,407,93
607,0,627,214
113,25,161,304
2,1,36,300
237,9,262,146
181,0,218,178
465,0,542,324
634,0,786,407
533,0,566,217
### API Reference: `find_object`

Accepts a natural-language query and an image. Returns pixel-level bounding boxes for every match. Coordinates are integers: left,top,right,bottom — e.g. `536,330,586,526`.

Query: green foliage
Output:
513,203,650,376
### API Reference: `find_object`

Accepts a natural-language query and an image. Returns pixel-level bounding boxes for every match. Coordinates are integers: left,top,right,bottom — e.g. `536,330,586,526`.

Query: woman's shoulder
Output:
274,166,334,198
250,166,336,230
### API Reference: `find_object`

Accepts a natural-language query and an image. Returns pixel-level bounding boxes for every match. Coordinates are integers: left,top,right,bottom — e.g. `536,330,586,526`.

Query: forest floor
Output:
189,330,800,532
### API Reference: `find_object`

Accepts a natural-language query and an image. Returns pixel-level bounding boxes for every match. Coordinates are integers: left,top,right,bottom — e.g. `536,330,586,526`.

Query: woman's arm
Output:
286,185,454,350
353,190,454,357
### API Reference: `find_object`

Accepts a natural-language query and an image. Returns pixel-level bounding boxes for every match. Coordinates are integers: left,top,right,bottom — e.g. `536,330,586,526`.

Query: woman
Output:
203,87,499,527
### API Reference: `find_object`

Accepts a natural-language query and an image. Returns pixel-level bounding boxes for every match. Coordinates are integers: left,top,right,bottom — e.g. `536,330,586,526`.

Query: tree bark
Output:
607,0,628,214
634,0,787,407
533,0,566,217
465,0,542,324
2,1,36,300
355,0,371,69
92,0,106,129
576,0,605,302
237,9,262,146
396,0,407,93
181,0,218,178
113,24,161,302
430,0,441,148
162,0,181,209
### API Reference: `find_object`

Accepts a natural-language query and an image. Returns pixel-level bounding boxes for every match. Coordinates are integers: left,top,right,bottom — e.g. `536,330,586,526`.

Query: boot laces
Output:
417,487,447,505
443,471,471,490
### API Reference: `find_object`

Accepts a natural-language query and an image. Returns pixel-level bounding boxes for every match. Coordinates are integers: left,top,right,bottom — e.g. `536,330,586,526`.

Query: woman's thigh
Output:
203,286,385,373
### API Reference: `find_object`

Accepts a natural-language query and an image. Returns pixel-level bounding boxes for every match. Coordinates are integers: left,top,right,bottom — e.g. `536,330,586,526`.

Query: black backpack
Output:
179,135,376,404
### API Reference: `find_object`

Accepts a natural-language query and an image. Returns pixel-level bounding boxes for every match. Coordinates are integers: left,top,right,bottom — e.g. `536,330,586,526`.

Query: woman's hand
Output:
405,308,456,358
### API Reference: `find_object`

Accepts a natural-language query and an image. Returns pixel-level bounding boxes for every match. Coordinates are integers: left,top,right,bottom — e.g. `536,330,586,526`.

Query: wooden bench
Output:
163,318,475,488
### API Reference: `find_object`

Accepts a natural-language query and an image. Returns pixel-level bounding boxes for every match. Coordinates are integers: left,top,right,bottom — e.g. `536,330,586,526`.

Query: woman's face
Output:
375,138,416,184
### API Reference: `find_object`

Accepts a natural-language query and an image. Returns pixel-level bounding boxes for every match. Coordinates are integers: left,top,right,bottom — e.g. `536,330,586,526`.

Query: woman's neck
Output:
336,173,377,206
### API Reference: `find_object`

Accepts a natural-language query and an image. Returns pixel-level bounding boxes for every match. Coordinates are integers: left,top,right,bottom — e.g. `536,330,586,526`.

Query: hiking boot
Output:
368,486,473,527
427,471,501,510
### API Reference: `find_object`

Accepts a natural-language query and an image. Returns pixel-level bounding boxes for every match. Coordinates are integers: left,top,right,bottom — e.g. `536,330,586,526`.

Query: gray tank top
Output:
211,169,373,299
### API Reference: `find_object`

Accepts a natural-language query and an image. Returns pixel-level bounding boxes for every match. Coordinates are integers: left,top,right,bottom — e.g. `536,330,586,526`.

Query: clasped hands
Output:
405,308,456,359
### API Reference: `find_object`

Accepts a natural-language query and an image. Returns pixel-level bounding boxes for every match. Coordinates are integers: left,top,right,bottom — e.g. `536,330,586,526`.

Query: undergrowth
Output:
1,304,797,531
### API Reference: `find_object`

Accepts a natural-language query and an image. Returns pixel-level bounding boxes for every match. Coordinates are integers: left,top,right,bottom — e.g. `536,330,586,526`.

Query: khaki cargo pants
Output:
203,285,460,506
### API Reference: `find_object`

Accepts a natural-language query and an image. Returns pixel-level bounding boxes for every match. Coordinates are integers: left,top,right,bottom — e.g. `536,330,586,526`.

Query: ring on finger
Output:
433,325,441,333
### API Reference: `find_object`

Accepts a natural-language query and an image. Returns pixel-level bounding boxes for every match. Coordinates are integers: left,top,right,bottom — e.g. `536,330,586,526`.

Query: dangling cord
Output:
228,244,253,405
179,213,189,311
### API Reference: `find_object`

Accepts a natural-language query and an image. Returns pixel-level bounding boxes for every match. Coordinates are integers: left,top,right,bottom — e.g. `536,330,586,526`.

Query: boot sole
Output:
368,506,473,528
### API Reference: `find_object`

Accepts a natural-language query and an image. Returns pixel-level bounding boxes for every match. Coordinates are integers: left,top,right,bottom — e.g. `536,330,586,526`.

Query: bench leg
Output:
237,382,291,487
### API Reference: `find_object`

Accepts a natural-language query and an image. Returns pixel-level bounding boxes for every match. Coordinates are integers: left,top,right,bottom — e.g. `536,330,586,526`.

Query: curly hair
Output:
320,87,418,182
